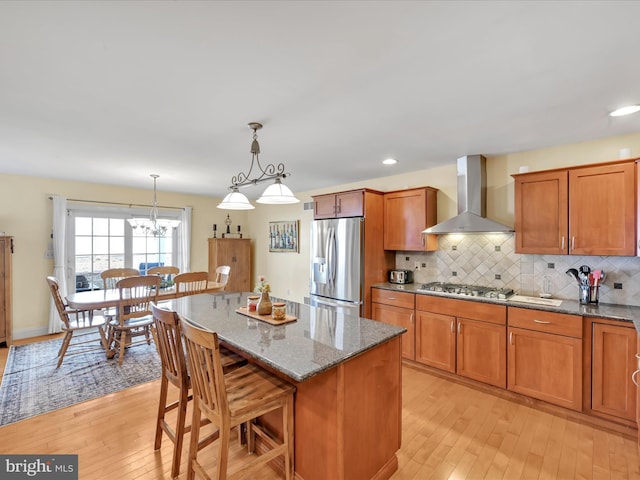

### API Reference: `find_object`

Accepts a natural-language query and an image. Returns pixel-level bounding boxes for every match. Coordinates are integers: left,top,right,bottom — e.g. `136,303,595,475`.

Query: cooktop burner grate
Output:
417,282,514,300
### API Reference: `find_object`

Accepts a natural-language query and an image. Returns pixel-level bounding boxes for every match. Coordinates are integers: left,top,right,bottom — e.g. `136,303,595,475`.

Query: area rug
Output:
0,336,162,426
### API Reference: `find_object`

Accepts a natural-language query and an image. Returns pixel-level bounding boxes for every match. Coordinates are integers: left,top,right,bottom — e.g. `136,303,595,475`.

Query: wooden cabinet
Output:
507,307,583,411
591,321,637,422
313,190,364,219
383,187,438,251
415,295,507,388
371,288,415,360
513,160,637,256
207,238,250,292
0,236,12,346
514,170,568,254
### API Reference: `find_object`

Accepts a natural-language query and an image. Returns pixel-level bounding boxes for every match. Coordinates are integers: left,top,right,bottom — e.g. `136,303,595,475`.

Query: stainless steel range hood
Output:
423,155,513,234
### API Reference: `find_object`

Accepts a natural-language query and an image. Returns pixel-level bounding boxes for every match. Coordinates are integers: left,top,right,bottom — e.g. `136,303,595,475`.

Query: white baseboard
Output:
12,327,52,340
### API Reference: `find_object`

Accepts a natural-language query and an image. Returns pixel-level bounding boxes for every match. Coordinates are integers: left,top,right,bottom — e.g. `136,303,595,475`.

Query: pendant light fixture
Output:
217,122,299,209
127,174,180,237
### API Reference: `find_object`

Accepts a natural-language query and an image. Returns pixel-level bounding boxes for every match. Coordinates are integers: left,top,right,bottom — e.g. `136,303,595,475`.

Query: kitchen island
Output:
170,292,405,480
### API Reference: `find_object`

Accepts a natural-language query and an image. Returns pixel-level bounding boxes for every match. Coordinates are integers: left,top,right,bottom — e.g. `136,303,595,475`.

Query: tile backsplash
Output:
395,233,640,307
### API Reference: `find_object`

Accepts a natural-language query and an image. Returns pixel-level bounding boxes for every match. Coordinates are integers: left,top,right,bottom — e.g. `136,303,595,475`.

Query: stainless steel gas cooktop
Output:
416,282,514,300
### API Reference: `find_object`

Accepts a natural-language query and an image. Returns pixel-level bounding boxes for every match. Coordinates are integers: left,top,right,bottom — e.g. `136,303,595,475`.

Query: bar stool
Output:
180,318,295,480
151,303,246,479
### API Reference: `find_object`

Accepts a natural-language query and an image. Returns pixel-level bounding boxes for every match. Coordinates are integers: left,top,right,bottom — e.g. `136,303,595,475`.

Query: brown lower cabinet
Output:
591,320,637,421
371,288,415,360
507,307,583,411
415,296,507,388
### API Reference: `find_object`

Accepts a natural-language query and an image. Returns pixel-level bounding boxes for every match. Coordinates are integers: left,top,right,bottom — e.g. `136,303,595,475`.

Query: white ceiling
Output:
1,1,640,198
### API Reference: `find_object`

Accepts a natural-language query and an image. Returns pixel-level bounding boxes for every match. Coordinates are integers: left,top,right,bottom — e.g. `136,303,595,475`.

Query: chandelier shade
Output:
256,178,300,204
217,122,299,209
216,187,255,210
127,174,180,236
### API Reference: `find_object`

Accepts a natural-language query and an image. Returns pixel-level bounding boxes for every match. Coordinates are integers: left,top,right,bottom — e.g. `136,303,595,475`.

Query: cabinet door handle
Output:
336,199,341,213
533,319,552,324
571,236,575,251
633,369,640,388
410,313,414,325
561,236,565,250
509,331,513,345
450,320,454,333
457,323,461,335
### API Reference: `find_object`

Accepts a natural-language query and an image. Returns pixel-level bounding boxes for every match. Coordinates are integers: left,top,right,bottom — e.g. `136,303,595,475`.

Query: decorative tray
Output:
235,307,297,326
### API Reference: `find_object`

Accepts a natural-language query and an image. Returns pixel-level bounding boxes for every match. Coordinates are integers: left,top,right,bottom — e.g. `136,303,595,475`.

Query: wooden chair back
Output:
47,276,73,329
174,271,208,296
215,265,231,290
101,268,139,290
151,302,187,391
115,275,160,323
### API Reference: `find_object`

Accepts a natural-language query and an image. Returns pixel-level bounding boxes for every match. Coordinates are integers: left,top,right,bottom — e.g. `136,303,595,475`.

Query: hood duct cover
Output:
423,155,513,234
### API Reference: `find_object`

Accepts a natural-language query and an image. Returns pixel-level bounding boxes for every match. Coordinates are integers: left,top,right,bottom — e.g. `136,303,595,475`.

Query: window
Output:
67,205,179,292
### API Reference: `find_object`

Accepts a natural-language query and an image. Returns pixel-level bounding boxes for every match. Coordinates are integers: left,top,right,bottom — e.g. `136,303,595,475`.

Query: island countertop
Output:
170,291,406,382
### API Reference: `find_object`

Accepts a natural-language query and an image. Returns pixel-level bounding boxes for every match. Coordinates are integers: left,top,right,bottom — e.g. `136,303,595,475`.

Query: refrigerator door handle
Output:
327,227,337,286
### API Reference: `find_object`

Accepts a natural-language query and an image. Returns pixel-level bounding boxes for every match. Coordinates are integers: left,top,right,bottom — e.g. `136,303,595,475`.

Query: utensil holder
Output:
579,285,590,305
579,284,599,305
589,285,599,304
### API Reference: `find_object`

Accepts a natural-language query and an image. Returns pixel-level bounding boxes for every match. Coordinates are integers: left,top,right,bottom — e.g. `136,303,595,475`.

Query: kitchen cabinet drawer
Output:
416,295,506,325
372,288,415,309
508,306,582,338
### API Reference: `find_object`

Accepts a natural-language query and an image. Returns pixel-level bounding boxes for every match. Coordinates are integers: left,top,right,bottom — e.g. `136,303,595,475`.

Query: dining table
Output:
65,281,225,311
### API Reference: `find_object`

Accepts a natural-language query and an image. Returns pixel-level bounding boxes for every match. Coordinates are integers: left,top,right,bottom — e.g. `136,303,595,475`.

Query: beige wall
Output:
0,175,249,338
2,131,639,338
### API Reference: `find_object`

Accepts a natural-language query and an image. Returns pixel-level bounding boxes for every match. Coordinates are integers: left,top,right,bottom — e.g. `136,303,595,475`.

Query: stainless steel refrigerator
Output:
309,217,364,316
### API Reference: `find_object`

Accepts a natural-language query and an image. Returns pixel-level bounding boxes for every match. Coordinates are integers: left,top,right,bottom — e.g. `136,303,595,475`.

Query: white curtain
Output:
177,207,192,273
48,195,68,333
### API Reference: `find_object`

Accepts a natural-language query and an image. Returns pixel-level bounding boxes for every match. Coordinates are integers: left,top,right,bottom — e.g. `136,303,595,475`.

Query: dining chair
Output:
174,271,208,297
180,318,295,480
214,265,231,291
106,275,159,365
47,276,109,368
150,303,247,479
148,265,179,288
100,267,140,290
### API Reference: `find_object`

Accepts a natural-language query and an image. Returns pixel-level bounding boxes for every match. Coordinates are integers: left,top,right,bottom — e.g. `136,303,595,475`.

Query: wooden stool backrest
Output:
180,319,228,422
151,302,188,390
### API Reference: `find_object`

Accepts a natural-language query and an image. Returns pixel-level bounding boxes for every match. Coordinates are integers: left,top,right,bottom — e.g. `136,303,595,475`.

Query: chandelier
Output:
217,122,300,210
127,174,181,236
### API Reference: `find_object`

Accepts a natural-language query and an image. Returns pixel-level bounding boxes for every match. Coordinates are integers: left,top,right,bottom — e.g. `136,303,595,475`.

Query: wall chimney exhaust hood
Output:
423,155,513,234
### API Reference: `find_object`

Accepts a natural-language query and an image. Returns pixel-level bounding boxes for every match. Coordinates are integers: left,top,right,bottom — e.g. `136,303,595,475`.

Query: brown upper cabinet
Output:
313,190,364,219
513,160,637,256
383,187,438,251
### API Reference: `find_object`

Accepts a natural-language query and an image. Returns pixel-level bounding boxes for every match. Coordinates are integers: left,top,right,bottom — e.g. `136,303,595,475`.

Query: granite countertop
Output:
373,282,640,333
168,292,405,383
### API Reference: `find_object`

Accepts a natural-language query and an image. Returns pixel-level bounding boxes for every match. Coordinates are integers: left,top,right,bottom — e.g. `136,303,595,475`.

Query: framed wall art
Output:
269,220,299,253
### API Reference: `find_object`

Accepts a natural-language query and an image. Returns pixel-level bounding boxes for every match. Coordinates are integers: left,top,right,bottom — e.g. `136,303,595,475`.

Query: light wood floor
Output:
1,335,639,479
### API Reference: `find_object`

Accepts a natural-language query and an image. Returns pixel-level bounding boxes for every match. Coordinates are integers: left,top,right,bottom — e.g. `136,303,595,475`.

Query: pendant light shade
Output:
218,122,298,209
256,178,300,204
216,187,255,210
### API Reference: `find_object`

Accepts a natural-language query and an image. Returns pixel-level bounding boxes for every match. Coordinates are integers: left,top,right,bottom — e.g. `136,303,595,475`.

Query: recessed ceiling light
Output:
610,105,640,117
382,158,397,165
